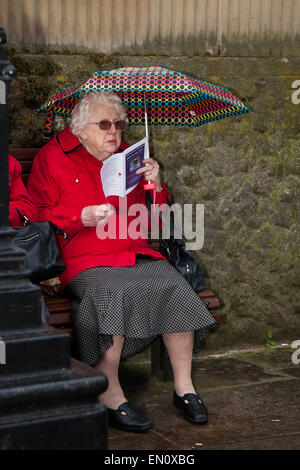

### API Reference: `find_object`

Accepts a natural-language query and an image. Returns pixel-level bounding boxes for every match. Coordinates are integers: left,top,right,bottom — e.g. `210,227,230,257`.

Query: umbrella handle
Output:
143,91,155,190
144,182,156,190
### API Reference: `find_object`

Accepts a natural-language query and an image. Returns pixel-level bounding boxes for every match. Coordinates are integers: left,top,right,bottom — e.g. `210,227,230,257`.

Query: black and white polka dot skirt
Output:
65,258,217,367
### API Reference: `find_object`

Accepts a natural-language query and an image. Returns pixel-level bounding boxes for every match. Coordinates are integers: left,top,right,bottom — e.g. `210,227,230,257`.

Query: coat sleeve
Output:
9,155,38,226
27,150,85,238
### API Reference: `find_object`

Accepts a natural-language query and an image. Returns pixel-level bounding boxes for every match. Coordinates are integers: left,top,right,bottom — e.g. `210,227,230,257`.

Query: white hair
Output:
70,91,128,138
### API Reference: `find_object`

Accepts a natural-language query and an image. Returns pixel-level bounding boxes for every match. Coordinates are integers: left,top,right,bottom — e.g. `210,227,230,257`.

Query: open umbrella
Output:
37,66,250,139
37,66,251,283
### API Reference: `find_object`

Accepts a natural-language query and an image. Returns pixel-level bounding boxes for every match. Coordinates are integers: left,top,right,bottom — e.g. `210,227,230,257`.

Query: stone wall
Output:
7,51,300,350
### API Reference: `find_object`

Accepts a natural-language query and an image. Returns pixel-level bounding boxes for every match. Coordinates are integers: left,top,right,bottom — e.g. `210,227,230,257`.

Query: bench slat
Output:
19,161,34,173
45,297,72,308
10,148,39,159
48,312,72,324
203,297,221,309
58,328,75,340
10,148,39,185
199,289,217,298
22,175,29,185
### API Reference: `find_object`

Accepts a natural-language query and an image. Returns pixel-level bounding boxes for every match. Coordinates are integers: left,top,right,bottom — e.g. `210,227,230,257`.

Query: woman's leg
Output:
94,335,127,410
162,331,196,397
163,332,209,424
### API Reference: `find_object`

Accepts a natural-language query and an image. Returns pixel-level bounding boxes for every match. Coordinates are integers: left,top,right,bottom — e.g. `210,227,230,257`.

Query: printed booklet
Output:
101,137,148,197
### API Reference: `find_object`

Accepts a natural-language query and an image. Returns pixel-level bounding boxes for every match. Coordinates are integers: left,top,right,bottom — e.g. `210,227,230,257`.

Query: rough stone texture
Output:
7,52,300,350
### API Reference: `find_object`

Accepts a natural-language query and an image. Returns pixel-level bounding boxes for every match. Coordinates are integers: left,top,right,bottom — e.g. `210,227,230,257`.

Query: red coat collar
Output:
56,126,81,153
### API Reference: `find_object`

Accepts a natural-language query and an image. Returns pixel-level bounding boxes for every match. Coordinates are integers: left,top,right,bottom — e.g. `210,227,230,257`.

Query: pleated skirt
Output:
65,258,217,367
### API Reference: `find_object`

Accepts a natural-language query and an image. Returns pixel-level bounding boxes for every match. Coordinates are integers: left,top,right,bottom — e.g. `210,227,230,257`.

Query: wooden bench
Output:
11,147,222,381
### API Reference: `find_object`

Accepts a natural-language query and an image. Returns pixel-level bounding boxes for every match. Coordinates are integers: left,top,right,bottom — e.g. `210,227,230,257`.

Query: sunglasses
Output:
90,120,126,131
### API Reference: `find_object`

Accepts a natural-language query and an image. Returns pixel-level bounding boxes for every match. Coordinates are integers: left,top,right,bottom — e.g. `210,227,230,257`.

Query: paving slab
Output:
107,345,300,451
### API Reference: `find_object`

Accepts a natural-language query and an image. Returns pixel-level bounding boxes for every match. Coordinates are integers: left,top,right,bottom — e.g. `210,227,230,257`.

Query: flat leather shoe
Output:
108,402,153,432
173,391,208,424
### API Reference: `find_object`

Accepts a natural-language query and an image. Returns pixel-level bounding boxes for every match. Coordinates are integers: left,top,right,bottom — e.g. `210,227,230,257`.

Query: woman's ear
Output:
78,130,87,142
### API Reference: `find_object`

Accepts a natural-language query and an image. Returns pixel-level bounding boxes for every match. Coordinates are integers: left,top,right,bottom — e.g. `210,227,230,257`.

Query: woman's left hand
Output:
136,158,162,192
40,277,61,296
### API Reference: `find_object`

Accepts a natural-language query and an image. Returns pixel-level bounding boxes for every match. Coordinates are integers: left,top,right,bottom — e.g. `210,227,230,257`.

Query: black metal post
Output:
0,28,108,450
0,28,13,228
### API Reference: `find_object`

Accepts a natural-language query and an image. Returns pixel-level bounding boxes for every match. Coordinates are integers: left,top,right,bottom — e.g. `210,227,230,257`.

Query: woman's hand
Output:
136,158,162,192
40,277,61,297
81,204,115,227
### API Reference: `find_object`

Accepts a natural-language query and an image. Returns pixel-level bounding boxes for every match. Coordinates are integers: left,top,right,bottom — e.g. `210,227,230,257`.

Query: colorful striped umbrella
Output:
37,66,251,139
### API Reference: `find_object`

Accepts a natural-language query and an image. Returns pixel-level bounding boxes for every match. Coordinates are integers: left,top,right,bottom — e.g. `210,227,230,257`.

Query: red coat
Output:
27,127,169,291
9,154,37,226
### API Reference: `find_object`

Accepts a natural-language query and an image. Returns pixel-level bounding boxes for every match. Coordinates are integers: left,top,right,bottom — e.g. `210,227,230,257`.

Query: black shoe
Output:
108,402,153,432
173,391,208,424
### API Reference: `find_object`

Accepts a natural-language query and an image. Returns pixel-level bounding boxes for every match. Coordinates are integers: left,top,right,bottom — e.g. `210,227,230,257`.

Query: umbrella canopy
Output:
38,66,250,139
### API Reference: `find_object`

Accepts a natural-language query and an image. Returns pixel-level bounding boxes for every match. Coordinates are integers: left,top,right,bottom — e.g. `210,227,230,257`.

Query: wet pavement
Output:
107,344,300,450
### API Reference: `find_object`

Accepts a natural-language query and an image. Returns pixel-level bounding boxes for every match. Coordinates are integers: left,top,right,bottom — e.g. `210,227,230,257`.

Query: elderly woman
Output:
27,92,216,432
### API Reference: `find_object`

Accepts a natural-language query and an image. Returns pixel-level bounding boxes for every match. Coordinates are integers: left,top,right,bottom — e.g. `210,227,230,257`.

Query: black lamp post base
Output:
0,357,108,450
0,27,109,449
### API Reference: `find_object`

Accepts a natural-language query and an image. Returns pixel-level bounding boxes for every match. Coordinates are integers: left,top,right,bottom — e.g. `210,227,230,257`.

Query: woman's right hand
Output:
81,204,115,227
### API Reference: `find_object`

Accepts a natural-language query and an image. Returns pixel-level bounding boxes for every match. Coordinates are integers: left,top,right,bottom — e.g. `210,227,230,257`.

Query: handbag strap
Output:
15,207,29,226
15,207,67,239
145,191,177,240
48,221,67,239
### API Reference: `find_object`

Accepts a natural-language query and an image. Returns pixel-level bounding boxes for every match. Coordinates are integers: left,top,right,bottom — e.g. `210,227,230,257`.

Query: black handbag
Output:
145,191,206,293
14,209,66,283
